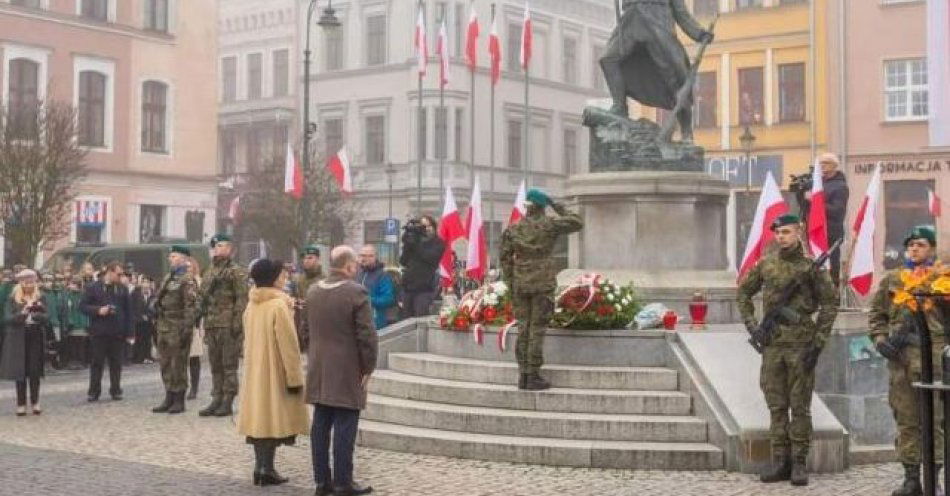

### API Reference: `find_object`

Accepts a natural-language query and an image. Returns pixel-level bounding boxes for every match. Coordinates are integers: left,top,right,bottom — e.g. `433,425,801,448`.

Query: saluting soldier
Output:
737,214,838,486
500,189,583,391
198,234,248,418
152,246,199,415
871,226,944,496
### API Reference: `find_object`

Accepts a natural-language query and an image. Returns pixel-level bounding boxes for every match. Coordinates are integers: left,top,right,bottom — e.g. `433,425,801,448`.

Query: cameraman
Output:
796,153,849,285
399,215,445,318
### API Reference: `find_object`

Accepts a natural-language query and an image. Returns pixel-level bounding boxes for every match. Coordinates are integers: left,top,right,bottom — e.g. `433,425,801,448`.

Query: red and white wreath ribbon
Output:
497,320,517,352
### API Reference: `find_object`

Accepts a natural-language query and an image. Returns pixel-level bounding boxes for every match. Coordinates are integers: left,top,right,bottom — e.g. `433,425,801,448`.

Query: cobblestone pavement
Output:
0,364,908,495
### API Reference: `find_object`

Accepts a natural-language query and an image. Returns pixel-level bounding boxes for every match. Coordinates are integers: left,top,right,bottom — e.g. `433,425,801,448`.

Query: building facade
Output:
0,0,218,264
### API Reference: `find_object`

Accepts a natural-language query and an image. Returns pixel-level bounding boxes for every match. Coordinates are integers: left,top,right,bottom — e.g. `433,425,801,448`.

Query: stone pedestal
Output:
564,171,739,323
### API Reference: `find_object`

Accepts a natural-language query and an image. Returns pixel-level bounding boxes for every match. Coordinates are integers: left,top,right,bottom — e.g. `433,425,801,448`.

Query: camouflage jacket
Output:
737,243,839,347
869,266,946,342
199,256,248,329
156,267,198,333
294,267,324,301
500,203,583,294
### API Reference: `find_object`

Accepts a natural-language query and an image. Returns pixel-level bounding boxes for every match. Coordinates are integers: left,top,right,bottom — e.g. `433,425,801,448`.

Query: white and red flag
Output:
414,5,428,76
465,178,487,282
438,185,466,287
519,2,532,70
437,19,450,88
849,164,883,296
929,188,942,218
807,163,829,259
508,180,527,225
927,0,950,146
488,12,501,85
464,4,479,72
284,142,303,199
737,172,790,281
326,147,352,194
228,195,241,224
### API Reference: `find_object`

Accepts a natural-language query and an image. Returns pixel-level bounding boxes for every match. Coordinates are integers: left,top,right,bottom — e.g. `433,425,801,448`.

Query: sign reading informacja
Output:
853,160,950,175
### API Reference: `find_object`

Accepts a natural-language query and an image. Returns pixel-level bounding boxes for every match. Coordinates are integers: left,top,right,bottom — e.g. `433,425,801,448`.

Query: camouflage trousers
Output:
513,292,554,376
156,328,193,393
204,326,242,397
889,340,945,464
760,345,815,461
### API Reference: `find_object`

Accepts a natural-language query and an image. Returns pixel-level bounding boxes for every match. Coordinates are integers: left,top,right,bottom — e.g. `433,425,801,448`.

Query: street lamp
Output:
739,125,756,192
302,0,340,173
385,163,395,219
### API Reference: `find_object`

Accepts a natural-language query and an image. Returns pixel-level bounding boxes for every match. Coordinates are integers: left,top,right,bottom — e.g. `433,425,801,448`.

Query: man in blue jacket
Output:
81,261,132,401
356,245,396,331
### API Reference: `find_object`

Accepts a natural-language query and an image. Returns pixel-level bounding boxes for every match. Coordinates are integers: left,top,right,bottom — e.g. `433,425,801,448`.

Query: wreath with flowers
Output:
550,274,641,330
891,263,950,312
439,280,514,333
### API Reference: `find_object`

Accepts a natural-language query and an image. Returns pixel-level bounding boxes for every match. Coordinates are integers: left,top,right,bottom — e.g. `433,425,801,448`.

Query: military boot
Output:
213,394,234,417
760,454,792,483
198,396,222,417
790,457,808,486
167,391,186,414
892,464,922,496
517,374,528,390
523,374,551,391
151,391,173,413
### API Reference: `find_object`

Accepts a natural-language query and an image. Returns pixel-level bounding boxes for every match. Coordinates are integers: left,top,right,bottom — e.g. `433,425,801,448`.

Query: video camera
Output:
789,168,814,195
402,217,428,245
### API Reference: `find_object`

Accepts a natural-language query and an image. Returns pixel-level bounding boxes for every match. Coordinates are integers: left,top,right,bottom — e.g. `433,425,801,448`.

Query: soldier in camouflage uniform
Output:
871,226,943,496
500,189,583,391
292,245,323,349
197,234,248,417
152,245,199,415
737,214,838,486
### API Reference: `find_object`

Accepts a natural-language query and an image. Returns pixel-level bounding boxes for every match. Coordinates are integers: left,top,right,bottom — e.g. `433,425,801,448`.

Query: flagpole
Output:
440,72,445,207
488,3,497,268
417,0,425,216
523,64,530,187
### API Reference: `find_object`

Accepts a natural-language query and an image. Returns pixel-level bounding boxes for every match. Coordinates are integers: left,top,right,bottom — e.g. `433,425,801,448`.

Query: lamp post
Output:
739,125,756,192
385,163,395,219
302,1,340,173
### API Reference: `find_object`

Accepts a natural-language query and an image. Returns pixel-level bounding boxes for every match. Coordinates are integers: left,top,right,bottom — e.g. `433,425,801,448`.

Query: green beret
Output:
170,245,191,256
301,245,321,257
210,234,232,247
904,225,936,247
525,188,552,207
770,214,801,231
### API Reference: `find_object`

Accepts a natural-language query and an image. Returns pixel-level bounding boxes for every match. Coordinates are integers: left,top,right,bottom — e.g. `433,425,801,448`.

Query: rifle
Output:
657,15,719,143
748,238,843,354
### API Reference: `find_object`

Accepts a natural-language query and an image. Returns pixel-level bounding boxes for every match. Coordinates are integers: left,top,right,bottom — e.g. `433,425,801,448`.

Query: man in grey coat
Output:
306,246,378,496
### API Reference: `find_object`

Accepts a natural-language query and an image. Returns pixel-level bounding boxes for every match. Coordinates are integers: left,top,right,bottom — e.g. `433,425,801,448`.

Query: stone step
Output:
358,420,724,470
365,394,707,442
388,352,679,390
369,370,692,415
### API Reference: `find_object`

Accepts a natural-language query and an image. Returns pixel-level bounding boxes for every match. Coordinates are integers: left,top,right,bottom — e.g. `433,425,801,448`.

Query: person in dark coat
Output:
818,153,849,286
398,215,445,318
0,270,51,416
80,261,132,402
130,276,155,364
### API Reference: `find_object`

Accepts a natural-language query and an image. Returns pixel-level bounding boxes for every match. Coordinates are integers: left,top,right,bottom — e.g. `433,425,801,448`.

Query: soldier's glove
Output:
286,386,302,395
875,335,905,362
801,344,823,371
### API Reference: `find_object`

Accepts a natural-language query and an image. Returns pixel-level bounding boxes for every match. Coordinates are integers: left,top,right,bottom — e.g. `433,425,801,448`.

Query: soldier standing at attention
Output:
292,245,323,349
737,214,838,486
500,189,583,391
152,246,199,415
871,226,943,496
198,234,248,418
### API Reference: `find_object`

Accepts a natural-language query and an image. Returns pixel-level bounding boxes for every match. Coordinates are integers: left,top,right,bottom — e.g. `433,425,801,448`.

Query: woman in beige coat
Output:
237,259,308,486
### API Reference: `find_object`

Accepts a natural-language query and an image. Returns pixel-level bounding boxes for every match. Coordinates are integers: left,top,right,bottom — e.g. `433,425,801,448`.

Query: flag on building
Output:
438,186,466,287
849,164,883,296
509,180,527,225
807,163,829,259
76,200,107,226
465,178,487,281
465,4,479,72
284,143,303,199
927,0,950,146
488,13,501,85
326,147,352,194
929,188,942,218
228,195,241,224
519,2,532,70
437,19,450,88
737,172,790,281
415,5,428,76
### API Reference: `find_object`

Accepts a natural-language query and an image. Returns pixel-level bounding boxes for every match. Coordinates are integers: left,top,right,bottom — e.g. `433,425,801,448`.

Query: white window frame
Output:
70,195,113,244
138,77,174,157
142,0,177,34
271,47,291,98
6,0,50,9
220,54,238,103
75,0,117,23
1,43,50,111
883,58,928,122
245,51,263,100
73,55,115,152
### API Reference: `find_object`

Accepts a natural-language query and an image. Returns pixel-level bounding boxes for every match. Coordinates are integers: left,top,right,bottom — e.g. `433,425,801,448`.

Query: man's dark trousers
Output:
89,335,124,398
310,403,360,487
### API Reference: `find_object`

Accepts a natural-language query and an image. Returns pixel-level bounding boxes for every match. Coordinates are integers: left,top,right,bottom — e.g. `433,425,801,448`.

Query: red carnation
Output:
483,307,498,321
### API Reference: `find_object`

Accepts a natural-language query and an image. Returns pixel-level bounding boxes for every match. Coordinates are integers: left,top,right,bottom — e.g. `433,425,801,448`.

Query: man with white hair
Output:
815,153,849,285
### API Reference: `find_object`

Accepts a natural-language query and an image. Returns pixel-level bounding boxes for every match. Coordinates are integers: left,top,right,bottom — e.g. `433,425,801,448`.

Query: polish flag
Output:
465,178,487,281
228,195,241,224
807,163,829,259
737,172,790,281
508,180,527,225
464,4,479,72
438,186,466,287
326,147,352,194
437,19,450,88
849,164,883,296
415,6,427,76
929,188,942,218
488,13,501,85
284,143,303,199
519,2,532,70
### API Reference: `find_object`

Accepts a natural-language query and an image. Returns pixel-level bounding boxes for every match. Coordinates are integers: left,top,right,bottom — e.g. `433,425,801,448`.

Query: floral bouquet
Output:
892,262,950,312
551,274,641,330
439,280,514,333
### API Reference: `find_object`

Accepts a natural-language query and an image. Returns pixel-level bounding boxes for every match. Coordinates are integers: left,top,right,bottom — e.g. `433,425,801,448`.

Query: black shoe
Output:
213,394,234,417
523,374,551,391
333,483,373,496
517,374,527,389
258,446,288,486
892,463,922,496
111,393,123,401
167,391,185,414
315,483,333,496
198,397,221,417
760,456,792,483
151,392,173,413
87,395,99,402
790,459,808,486
258,469,288,486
